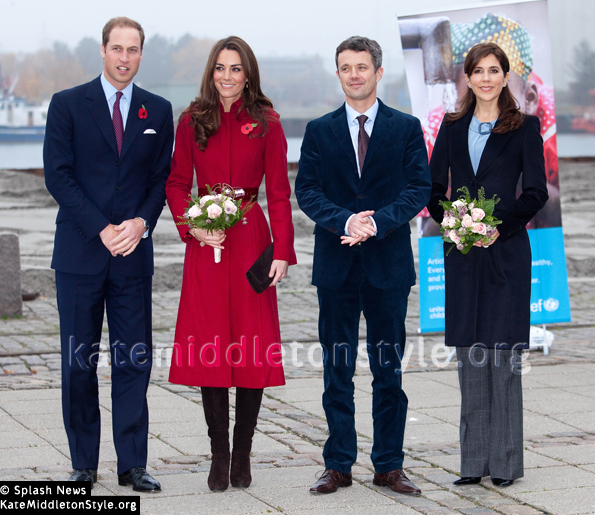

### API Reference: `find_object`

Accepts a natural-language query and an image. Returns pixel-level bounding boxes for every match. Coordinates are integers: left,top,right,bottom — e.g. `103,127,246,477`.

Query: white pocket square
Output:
143,129,157,134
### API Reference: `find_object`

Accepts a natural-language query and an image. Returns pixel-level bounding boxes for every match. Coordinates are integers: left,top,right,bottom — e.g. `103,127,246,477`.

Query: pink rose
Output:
224,200,237,215
461,214,473,228
471,208,485,221
441,216,452,228
448,229,461,244
187,204,202,218
472,222,487,235
207,204,222,219
456,243,464,251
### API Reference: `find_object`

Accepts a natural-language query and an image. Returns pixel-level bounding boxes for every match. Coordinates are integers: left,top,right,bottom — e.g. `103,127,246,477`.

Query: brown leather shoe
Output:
373,469,421,496
309,469,352,494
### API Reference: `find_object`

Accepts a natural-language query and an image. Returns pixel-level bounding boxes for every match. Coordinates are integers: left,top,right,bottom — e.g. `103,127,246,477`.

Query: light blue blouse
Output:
468,115,497,174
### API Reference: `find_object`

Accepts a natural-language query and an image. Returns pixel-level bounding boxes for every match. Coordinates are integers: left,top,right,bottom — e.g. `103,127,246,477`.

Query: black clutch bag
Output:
246,243,274,294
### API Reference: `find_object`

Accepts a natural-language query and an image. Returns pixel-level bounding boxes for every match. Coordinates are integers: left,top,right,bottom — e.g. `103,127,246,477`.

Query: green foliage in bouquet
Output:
176,184,256,233
438,186,502,255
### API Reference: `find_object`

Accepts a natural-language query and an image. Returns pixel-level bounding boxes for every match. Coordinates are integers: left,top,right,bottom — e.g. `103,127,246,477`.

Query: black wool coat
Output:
427,111,548,349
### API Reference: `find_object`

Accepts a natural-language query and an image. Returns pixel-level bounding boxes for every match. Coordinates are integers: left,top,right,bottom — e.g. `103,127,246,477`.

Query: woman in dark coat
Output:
166,36,296,492
427,42,548,487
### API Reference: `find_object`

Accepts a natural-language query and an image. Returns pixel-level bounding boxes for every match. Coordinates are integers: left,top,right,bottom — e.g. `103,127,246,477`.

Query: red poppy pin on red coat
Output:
241,123,258,137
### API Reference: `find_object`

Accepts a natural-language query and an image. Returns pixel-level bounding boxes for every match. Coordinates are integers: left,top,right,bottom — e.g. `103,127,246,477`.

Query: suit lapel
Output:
361,100,390,174
330,104,358,171
86,77,118,156
120,84,148,159
476,120,513,178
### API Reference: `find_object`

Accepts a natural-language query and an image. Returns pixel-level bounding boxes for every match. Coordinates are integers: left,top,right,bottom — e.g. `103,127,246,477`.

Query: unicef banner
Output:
397,0,571,332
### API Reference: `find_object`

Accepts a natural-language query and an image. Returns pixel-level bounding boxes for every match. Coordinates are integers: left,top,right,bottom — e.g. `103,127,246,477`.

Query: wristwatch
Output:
137,217,150,239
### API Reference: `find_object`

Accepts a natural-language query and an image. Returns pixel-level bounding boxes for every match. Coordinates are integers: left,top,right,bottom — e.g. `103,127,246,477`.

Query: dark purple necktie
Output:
113,91,124,157
357,115,369,174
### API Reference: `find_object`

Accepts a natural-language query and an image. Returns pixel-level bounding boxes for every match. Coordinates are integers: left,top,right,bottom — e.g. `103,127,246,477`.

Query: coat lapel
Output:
86,77,118,156
476,119,513,178
451,110,478,184
120,84,148,159
330,104,358,171
361,100,390,175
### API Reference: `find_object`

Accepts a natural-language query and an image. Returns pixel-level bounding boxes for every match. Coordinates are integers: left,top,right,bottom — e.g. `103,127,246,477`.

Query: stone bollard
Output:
0,233,23,317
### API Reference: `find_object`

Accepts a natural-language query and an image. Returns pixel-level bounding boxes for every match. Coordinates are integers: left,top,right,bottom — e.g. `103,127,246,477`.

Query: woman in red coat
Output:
166,36,296,492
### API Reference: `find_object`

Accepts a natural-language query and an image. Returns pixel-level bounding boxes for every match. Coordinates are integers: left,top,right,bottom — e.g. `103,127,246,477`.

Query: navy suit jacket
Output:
44,76,174,276
295,100,431,290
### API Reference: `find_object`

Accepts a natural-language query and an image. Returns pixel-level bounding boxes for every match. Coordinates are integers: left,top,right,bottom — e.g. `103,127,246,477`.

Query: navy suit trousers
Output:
316,248,410,473
56,261,153,474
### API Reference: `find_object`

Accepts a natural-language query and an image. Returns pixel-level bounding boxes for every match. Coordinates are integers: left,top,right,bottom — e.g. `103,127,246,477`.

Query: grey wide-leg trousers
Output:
456,346,524,480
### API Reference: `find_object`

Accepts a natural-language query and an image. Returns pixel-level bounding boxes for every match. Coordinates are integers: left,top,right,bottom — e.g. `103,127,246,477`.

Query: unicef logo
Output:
543,298,559,312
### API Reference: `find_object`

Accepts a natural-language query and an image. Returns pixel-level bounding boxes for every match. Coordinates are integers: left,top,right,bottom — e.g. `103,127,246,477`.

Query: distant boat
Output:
0,95,48,143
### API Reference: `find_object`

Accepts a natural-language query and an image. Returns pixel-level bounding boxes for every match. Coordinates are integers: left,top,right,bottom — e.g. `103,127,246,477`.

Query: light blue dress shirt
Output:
100,74,148,238
100,73,133,128
344,100,379,237
468,115,497,174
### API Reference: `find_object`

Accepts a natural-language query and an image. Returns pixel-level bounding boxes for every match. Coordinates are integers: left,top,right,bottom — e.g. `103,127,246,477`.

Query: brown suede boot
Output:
201,387,230,491
230,387,263,488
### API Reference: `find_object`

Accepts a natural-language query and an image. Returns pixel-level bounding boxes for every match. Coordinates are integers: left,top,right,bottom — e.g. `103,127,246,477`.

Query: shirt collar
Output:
470,115,497,134
345,99,379,126
100,73,134,103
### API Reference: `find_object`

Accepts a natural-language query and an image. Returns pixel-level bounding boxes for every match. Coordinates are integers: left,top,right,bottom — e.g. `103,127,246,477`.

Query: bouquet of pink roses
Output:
177,184,255,263
438,186,501,255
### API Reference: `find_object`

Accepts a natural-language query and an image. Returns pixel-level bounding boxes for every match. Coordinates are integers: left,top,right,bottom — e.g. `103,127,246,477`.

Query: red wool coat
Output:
166,100,296,388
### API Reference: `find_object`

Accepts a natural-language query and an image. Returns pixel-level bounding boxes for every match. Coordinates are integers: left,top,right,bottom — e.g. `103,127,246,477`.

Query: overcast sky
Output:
1,0,593,87
0,0,518,75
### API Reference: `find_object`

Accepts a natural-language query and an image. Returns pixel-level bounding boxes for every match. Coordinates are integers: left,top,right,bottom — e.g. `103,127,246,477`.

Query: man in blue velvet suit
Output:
295,36,431,496
44,17,173,491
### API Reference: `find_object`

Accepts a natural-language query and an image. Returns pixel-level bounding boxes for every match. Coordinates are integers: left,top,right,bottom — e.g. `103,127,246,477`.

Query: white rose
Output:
199,195,217,207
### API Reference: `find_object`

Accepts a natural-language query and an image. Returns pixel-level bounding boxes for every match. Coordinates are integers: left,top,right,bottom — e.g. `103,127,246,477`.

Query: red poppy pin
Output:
241,123,258,136
138,105,147,119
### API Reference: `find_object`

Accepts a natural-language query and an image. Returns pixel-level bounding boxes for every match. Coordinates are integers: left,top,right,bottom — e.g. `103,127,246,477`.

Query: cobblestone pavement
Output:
0,163,594,514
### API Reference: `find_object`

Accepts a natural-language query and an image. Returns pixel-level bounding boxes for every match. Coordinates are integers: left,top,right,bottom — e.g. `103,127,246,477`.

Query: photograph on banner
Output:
398,0,571,331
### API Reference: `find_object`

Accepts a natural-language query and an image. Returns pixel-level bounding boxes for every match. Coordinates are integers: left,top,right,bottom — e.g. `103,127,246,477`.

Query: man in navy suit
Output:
44,17,173,491
295,36,430,496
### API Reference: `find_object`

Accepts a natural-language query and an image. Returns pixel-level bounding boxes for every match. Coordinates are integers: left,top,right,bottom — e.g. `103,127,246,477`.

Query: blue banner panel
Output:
528,227,572,324
418,236,445,332
418,228,572,332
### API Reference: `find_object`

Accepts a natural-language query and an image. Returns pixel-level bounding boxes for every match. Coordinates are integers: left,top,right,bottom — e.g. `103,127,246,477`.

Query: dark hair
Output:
445,42,524,133
335,36,383,72
182,36,275,151
102,17,145,50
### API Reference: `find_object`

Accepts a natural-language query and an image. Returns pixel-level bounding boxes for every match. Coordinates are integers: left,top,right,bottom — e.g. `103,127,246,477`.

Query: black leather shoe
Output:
492,478,514,487
118,467,161,492
69,469,97,488
453,476,482,485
